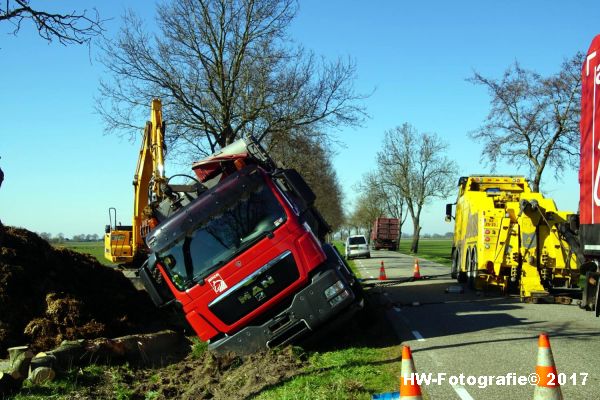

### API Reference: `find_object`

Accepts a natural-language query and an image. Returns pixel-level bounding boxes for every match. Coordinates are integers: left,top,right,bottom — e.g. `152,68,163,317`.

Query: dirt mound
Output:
132,346,306,399
0,227,162,355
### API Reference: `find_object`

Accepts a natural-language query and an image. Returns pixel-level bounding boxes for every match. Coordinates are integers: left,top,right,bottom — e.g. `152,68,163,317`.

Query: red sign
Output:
580,35,600,224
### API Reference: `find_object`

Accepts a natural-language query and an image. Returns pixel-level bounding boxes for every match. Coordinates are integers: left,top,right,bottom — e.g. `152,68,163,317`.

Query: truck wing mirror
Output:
277,169,316,213
138,256,175,308
445,203,453,222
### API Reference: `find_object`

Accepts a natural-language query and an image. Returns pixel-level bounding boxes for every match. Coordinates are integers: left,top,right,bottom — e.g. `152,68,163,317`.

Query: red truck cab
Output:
139,137,362,353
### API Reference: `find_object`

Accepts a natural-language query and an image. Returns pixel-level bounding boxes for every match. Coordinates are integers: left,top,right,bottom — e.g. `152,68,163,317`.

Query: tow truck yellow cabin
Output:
445,175,579,301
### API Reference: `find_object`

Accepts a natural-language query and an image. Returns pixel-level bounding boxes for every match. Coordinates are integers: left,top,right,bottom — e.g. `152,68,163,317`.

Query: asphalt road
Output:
354,249,600,400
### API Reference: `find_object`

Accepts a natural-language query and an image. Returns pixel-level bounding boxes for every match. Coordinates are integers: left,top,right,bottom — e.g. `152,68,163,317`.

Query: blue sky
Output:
0,0,597,237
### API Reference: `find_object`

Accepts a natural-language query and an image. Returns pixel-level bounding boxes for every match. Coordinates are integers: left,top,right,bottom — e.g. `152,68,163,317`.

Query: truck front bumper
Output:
208,267,363,354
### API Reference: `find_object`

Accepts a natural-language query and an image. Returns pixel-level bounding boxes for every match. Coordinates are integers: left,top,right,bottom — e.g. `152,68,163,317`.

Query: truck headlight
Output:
329,290,350,307
324,280,345,300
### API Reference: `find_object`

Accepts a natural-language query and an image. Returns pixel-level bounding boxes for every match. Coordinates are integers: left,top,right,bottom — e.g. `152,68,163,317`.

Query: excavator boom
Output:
104,99,166,265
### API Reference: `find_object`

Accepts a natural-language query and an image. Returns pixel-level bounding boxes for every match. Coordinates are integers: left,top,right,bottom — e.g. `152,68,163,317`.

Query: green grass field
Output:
53,241,114,266
398,238,452,267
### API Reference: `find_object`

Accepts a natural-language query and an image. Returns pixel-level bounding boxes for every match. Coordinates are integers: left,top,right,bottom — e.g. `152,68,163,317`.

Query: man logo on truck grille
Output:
237,275,275,304
207,273,228,294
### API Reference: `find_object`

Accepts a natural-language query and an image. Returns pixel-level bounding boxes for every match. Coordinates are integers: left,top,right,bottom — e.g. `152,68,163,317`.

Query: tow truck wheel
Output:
451,250,459,279
465,250,471,288
467,249,477,290
456,250,467,283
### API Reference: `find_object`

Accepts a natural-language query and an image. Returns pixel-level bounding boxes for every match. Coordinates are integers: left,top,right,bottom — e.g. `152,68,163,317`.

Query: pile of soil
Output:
131,346,306,400
0,227,163,355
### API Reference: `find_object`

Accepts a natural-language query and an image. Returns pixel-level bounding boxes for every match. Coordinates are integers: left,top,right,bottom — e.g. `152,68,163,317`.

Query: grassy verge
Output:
398,239,452,267
254,288,403,400
254,346,400,400
332,241,360,278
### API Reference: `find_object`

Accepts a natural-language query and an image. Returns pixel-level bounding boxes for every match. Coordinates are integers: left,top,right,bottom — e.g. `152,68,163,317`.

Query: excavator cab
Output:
104,207,134,263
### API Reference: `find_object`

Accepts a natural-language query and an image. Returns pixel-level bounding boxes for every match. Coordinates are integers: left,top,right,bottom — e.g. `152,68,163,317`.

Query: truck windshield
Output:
157,169,287,290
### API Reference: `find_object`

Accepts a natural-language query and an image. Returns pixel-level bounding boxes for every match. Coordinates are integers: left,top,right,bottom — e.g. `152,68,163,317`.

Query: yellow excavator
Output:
103,99,167,265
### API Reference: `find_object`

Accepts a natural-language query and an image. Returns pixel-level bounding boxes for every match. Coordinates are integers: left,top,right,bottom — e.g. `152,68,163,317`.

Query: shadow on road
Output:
379,281,538,338
376,279,600,345
409,330,600,354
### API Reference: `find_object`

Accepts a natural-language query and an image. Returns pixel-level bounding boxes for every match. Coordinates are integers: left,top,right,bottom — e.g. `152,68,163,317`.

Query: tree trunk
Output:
8,346,33,381
410,224,421,253
532,168,543,192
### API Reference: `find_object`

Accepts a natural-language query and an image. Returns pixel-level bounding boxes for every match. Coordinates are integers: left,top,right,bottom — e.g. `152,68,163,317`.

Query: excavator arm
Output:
104,99,166,265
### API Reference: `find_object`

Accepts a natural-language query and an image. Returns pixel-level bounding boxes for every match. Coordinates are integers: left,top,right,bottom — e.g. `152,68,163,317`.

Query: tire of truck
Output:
467,248,477,290
595,274,600,317
456,250,467,283
451,248,458,279
581,270,600,310
581,271,592,310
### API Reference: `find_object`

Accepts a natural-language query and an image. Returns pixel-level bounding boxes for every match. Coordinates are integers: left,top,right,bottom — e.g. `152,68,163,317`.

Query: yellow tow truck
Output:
445,175,580,301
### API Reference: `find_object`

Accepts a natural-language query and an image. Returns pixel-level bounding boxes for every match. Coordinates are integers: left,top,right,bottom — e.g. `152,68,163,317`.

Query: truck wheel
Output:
451,250,458,279
456,251,467,283
582,271,600,311
595,275,600,317
467,249,477,290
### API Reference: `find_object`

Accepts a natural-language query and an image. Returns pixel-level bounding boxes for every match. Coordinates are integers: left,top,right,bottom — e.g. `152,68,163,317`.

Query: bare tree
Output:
377,124,458,253
0,0,104,45
97,0,366,158
38,232,51,241
349,191,384,241
355,171,408,241
469,54,582,191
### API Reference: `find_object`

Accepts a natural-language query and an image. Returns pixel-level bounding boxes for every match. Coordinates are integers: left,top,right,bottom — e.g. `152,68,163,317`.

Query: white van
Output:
344,235,370,260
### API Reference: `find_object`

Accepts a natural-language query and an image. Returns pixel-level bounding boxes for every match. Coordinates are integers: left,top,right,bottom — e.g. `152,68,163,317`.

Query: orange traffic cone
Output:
399,346,423,400
533,333,563,400
379,261,387,280
412,259,421,280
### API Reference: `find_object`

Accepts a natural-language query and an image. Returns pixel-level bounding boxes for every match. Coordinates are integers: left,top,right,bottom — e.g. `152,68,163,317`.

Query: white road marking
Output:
451,384,475,400
412,330,425,342
356,260,375,279
393,306,402,312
